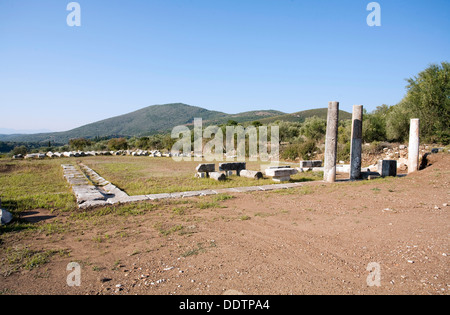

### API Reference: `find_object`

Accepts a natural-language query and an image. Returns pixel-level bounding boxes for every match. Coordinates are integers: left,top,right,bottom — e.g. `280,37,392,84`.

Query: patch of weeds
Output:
38,221,71,236
112,260,122,270
72,202,158,221
2,247,70,276
93,234,110,243
213,194,234,202
197,201,220,209
181,241,216,258
239,215,251,221
172,206,189,216
0,288,15,295
154,223,184,236
0,220,36,235
371,188,381,192
92,265,105,272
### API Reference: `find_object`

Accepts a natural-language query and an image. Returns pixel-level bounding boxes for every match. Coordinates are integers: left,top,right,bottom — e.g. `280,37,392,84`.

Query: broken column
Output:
209,172,227,181
240,170,263,179
323,101,339,183
350,105,363,180
408,119,420,174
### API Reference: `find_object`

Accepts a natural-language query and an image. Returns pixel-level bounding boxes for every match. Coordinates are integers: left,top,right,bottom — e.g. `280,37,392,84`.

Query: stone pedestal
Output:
377,160,397,177
265,168,298,182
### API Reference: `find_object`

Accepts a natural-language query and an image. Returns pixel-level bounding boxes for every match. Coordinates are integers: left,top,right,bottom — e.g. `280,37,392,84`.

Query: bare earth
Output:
1,154,449,295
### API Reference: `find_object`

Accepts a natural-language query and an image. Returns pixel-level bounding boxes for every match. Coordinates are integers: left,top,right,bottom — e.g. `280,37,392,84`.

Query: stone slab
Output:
196,164,215,173
219,163,246,175
300,160,322,168
265,168,298,177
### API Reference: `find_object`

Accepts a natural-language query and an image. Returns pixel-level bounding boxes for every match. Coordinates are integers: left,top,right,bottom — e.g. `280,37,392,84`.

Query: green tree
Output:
107,138,128,151
386,101,413,142
362,105,391,143
401,62,450,144
300,116,326,141
69,138,91,151
12,145,28,156
251,121,262,127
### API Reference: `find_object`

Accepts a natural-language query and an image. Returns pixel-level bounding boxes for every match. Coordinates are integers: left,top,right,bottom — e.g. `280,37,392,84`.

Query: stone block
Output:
300,160,322,168
377,160,397,177
196,164,215,173
219,163,246,175
195,172,207,178
265,168,298,177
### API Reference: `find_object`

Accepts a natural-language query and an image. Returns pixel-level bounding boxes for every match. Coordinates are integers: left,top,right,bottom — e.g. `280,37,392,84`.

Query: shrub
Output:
107,138,128,151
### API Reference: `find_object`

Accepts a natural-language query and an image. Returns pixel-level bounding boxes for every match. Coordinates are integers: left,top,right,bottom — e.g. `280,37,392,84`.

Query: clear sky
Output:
0,0,449,132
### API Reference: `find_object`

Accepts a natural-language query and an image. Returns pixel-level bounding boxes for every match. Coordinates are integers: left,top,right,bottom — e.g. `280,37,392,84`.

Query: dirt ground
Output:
0,154,448,295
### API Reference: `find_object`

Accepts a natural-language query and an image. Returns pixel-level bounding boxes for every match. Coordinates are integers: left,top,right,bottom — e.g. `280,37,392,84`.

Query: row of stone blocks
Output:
196,163,254,181
62,163,307,209
196,163,299,182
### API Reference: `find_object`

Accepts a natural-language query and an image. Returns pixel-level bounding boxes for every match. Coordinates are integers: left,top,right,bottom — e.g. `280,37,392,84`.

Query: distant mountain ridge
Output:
0,103,351,144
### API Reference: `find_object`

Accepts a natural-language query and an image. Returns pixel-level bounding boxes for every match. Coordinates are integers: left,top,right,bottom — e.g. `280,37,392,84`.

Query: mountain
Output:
0,103,351,144
0,104,285,143
255,108,353,125
0,128,53,135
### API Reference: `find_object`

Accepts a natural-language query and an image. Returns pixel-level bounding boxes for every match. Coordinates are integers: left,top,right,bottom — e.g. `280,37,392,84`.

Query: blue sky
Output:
0,0,449,132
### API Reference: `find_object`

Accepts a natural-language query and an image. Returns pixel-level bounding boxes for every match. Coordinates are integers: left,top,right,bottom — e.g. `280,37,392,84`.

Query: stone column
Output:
408,119,420,174
350,105,363,180
323,101,339,183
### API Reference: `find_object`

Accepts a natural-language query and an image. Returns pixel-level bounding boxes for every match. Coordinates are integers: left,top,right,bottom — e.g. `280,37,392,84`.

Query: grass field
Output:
0,159,77,214
0,156,322,213
81,156,322,195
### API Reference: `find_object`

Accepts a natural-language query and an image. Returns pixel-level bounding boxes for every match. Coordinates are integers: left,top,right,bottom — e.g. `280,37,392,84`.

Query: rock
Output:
0,209,13,225
398,163,408,171
100,277,112,283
